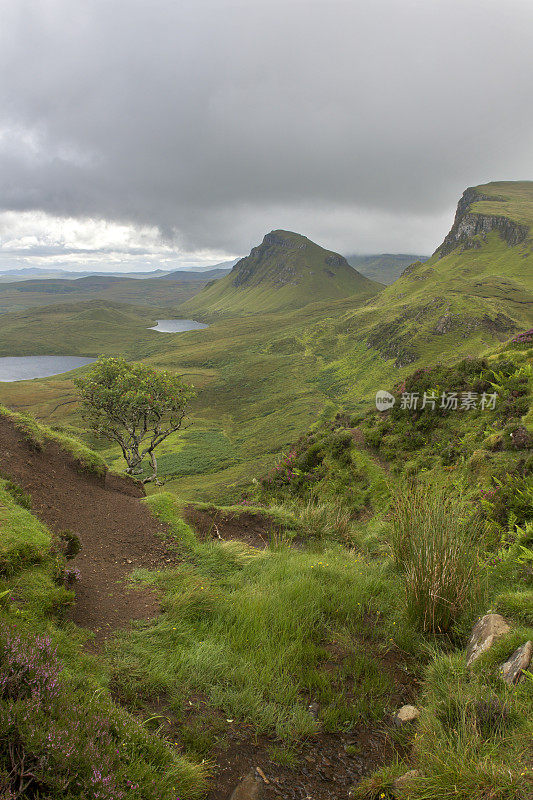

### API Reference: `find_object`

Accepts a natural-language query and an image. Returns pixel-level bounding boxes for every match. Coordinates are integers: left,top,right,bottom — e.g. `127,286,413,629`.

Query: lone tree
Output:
76,356,195,483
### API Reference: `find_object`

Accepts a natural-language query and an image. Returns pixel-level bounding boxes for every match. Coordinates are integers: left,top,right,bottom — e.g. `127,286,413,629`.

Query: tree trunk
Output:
124,448,143,475
142,450,158,484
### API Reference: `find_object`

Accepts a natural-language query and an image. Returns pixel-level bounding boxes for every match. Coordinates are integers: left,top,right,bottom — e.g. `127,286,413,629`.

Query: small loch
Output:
149,319,208,333
0,356,97,382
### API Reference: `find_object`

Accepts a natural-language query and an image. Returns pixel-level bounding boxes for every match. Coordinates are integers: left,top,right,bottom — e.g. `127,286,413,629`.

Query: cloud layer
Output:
1,0,532,267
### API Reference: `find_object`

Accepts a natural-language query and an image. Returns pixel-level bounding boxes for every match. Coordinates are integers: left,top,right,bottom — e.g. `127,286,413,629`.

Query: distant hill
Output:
0,267,172,282
324,181,533,372
0,262,238,282
0,271,225,313
180,230,381,316
161,259,238,278
345,253,429,284
159,267,232,281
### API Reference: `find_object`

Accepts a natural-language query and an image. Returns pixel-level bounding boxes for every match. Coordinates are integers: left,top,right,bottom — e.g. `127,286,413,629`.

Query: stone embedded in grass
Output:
229,769,262,800
499,640,533,685
393,704,420,726
393,769,422,796
466,613,510,666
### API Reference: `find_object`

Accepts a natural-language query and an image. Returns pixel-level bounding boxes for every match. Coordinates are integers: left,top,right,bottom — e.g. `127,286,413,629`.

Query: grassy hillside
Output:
245,335,533,799
345,253,429,284
1,182,532,504
0,274,214,313
0,300,208,358
180,229,381,317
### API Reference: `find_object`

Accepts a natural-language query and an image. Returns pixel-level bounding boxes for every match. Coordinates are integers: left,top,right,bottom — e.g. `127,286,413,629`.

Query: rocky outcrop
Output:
436,187,529,257
466,614,510,666
432,311,516,338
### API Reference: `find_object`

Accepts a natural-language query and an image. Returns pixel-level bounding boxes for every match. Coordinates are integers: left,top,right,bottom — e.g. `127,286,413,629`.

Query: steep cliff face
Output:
436,187,530,257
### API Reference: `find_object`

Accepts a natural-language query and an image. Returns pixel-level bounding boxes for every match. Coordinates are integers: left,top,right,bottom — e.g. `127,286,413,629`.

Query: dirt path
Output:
0,416,180,645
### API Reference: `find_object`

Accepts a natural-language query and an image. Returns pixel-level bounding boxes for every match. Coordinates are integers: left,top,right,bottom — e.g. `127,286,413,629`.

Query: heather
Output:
0,480,206,800
0,625,205,800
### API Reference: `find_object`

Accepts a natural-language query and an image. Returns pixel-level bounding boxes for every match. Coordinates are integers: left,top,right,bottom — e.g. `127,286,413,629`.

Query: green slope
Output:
0,300,180,358
0,274,213,313
317,181,533,382
180,229,381,316
2,182,532,503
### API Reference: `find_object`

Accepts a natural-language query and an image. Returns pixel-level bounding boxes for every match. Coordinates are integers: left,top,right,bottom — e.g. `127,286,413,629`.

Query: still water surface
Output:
149,319,208,333
0,321,208,381
0,356,97,382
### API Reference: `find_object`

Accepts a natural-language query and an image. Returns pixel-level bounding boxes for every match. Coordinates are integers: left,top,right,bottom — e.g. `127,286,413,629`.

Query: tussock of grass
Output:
295,499,355,545
390,484,485,634
410,654,533,800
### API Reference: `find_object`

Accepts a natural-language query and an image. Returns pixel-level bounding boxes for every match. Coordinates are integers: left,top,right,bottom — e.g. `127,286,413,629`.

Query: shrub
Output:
0,626,205,799
390,484,484,634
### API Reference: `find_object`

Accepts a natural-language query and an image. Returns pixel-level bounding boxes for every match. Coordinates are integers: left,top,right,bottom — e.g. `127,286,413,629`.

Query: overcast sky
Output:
0,0,532,273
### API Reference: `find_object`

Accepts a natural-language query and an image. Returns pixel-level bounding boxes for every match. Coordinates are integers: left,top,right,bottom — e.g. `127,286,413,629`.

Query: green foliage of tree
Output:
76,356,195,482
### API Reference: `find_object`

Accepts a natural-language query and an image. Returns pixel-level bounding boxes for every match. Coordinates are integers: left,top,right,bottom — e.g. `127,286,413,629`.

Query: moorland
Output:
0,181,531,800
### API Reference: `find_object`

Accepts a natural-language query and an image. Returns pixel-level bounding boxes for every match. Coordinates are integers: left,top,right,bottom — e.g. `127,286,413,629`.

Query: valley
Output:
0,181,532,800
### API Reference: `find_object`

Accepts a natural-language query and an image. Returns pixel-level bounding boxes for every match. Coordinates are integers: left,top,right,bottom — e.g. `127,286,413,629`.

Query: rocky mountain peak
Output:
435,186,529,258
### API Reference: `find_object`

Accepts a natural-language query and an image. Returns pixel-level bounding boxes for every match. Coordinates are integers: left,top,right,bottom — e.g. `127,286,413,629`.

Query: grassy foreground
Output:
0,335,531,798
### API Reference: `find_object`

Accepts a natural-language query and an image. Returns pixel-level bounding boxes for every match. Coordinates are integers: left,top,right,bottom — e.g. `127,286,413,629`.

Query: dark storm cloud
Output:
0,0,532,256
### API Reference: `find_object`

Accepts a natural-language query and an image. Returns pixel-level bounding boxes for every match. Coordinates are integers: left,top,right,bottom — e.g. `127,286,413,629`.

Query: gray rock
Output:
500,641,533,685
393,705,420,726
393,770,421,796
229,770,262,800
466,614,510,666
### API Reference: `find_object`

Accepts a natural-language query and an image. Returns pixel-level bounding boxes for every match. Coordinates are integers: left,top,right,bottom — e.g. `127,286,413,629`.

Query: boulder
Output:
229,770,262,800
393,770,421,797
393,705,420,726
500,641,533,685
466,614,510,666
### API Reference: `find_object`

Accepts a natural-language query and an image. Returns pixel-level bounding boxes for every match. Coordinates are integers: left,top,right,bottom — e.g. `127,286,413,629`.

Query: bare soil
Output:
0,416,179,645
183,504,280,548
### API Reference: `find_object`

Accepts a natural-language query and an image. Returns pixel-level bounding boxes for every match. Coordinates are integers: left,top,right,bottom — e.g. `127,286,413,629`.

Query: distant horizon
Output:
0,250,431,276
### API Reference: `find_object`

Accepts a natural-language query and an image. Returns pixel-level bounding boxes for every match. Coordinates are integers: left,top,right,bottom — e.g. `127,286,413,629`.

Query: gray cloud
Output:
0,0,532,260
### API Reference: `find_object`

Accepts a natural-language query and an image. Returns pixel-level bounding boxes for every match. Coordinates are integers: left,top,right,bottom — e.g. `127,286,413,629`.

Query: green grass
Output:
0,480,52,576
390,484,485,634
109,492,405,740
